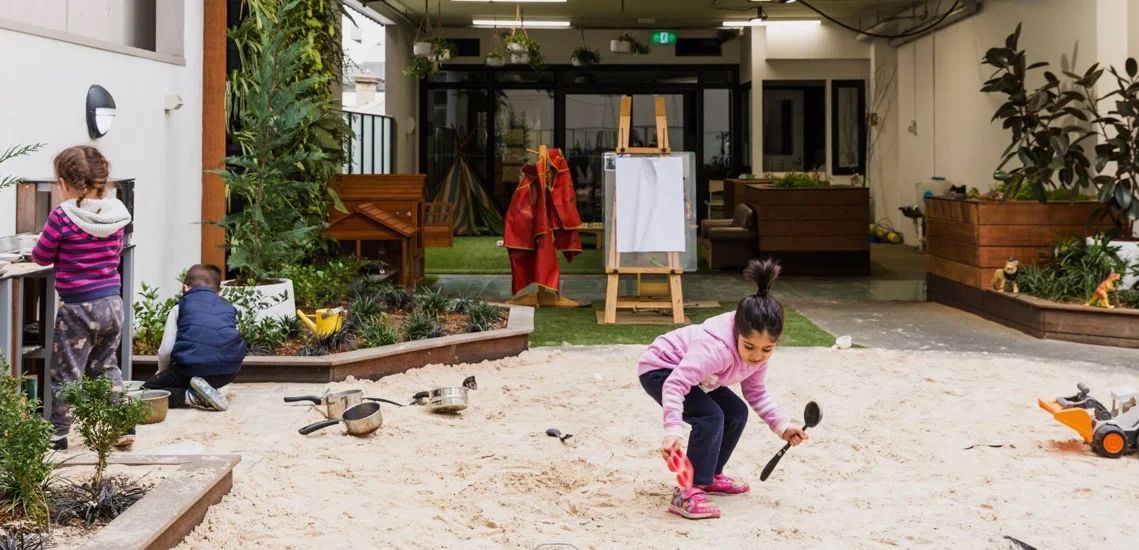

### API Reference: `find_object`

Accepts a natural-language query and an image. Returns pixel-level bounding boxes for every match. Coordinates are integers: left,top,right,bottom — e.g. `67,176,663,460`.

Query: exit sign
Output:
651,31,677,45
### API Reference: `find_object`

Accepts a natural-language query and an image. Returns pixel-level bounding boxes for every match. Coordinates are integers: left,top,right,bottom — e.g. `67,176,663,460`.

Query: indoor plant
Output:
610,33,650,55
403,55,439,80
502,30,542,69
486,50,505,68
571,46,600,67
428,37,455,63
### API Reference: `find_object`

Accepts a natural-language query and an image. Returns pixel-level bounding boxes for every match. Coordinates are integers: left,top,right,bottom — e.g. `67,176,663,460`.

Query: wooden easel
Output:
506,144,586,308
602,96,685,324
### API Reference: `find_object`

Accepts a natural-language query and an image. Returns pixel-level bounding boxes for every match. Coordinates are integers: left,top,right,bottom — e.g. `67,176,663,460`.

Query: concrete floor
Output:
433,245,1139,369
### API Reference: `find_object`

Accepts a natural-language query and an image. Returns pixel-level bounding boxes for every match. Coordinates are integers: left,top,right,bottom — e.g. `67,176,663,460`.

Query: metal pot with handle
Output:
298,401,383,436
284,389,362,419
413,376,477,414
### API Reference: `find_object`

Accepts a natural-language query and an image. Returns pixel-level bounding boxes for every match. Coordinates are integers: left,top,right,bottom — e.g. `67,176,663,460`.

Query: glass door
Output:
564,93,686,222
493,89,555,209
424,89,491,201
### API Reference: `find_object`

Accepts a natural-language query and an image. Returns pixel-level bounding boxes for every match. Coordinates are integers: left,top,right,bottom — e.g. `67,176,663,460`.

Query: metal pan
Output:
284,389,362,419
297,401,383,436
412,376,477,414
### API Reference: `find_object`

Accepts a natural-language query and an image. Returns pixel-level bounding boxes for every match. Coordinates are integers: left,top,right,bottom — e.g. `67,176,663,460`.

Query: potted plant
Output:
217,5,339,320
486,50,505,68
429,37,455,62
610,33,650,55
403,55,439,79
413,40,434,57
503,30,542,69
571,46,600,67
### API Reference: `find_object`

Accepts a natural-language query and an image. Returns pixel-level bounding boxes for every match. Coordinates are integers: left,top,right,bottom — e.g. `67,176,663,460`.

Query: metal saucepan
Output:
284,390,405,419
284,389,362,420
412,376,477,414
298,401,383,436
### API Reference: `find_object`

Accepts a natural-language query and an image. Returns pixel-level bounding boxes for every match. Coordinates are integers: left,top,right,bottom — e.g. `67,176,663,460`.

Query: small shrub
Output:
357,315,400,348
221,287,291,354
773,172,828,188
382,285,416,312
49,476,146,528
466,301,504,333
298,323,358,357
282,257,361,311
1019,234,1129,303
447,295,475,314
0,528,46,550
58,376,148,487
348,293,381,325
416,288,449,317
403,310,444,341
131,283,177,355
0,369,53,529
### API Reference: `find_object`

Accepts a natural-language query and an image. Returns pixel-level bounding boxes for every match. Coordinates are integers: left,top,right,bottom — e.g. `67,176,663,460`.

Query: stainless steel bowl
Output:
128,389,171,424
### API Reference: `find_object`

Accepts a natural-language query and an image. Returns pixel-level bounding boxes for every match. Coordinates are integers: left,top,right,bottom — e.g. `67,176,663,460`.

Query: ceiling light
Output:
456,1,566,3
472,19,571,28
728,19,820,27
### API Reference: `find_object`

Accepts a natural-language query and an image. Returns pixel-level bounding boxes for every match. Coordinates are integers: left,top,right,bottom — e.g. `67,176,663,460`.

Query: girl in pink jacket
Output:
638,258,808,520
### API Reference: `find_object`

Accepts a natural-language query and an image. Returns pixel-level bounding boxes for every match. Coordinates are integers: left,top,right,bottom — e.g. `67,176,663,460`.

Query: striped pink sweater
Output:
638,312,790,438
32,199,129,304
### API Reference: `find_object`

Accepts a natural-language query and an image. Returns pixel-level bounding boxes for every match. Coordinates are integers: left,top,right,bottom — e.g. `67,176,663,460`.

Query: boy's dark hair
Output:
734,258,785,340
184,264,223,291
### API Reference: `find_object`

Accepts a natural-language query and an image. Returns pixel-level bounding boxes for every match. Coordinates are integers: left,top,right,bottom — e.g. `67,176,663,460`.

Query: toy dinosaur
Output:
1085,272,1121,308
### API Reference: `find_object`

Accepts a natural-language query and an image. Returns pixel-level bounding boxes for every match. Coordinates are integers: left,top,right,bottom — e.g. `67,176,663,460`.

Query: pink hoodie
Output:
638,312,790,438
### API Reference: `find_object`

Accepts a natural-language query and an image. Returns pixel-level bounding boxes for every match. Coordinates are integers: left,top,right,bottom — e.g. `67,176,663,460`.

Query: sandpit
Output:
113,346,1139,548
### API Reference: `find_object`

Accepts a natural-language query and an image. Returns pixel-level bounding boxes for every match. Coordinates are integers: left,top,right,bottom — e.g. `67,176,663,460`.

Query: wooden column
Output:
201,0,227,272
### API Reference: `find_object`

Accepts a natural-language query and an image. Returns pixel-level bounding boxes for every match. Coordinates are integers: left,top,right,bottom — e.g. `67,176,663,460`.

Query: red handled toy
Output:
665,448,694,489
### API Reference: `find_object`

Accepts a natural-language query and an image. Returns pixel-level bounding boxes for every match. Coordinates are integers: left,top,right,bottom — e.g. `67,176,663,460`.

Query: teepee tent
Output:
430,128,504,236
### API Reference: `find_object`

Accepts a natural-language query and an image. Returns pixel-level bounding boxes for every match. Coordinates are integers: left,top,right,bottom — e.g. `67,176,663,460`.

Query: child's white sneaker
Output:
188,377,228,411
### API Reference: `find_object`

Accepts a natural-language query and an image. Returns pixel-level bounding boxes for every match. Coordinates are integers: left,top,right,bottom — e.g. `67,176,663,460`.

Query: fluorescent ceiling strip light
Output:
472,19,572,28
456,1,566,3
722,19,820,27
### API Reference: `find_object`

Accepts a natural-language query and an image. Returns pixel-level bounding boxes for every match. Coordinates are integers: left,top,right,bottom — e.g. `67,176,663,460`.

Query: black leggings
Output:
142,369,235,408
640,368,749,486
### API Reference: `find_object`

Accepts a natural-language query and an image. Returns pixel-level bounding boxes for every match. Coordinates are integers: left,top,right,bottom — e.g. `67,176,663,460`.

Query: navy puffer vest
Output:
171,287,247,376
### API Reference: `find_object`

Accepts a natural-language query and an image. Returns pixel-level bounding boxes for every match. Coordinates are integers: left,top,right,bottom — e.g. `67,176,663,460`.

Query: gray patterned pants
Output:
51,295,124,436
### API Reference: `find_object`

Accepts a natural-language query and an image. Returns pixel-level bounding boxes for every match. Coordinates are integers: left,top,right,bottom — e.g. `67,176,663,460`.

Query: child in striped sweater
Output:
638,258,809,520
32,146,132,451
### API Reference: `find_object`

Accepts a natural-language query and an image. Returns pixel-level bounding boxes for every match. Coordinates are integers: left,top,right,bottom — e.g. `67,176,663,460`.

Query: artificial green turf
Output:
426,236,603,274
529,305,834,347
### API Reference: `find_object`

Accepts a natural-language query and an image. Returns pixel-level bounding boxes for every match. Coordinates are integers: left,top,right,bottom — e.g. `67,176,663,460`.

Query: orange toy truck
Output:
1039,383,1139,458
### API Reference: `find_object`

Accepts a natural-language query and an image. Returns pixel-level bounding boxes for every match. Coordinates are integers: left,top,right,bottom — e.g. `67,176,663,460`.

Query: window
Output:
762,81,825,173
831,80,867,176
0,0,184,62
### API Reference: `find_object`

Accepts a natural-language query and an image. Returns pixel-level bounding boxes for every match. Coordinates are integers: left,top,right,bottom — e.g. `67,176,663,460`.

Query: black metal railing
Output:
344,111,395,174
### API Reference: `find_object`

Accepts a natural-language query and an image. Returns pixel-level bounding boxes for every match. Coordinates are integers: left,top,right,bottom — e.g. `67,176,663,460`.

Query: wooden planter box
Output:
742,184,870,276
928,275,1139,348
925,198,1110,290
722,178,776,215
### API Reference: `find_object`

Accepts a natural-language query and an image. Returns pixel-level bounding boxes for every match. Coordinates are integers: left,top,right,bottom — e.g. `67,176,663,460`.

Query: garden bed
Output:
132,305,533,383
927,275,1139,348
742,184,870,276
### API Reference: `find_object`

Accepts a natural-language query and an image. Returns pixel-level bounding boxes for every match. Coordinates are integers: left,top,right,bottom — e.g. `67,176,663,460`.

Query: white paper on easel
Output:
615,156,685,253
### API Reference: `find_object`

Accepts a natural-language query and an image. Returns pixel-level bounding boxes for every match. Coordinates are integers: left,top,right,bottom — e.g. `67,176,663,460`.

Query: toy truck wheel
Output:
1092,425,1128,458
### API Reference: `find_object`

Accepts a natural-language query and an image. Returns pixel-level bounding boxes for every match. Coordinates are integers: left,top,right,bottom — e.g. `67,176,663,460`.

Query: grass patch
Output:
427,237,603,274
530,305,834,347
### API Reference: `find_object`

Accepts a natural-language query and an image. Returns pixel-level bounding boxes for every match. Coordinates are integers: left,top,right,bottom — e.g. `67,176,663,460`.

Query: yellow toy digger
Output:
1039,383,1139,458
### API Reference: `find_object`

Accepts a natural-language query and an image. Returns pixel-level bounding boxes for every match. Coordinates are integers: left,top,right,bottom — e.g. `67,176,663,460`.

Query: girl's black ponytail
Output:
734,258,785,339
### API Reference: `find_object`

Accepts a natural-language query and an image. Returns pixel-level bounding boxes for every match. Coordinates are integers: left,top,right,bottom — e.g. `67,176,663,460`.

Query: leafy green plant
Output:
447,295,475,314
348,293,381,325
403,55,439,80
466,301,504,333
773,172,828,188
1071,57,1139,236
0,144,44,190
357,315,400,348
58,376,147,487
402,310,444,341
1018,234,1128,303
991,180,1089,201
571,46,600,67
0,370,54,529
381,285,416,312
502,30,544,70
416,287,450,317
981,24,1096,202
298,325,357,356
131,283,178,355
429,37,455,61
217,2,336,284
283,257,361,311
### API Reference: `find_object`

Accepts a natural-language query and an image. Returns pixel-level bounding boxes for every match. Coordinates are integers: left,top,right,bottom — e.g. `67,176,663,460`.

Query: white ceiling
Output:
369,0,930,30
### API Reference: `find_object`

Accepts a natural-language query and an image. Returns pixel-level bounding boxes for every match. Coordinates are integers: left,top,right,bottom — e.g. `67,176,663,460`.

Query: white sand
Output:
113,346,1139,548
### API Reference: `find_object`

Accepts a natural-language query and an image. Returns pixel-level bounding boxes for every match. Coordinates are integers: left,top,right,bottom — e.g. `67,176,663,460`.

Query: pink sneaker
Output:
699,473,750,495
668,487,721,520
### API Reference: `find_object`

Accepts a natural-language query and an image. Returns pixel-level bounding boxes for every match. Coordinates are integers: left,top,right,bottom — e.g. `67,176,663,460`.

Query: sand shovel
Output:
760,401,821,482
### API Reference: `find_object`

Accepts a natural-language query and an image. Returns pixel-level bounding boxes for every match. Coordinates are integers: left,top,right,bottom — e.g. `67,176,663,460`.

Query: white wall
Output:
890,0,1100,243
385,22,418,172
0,1,203,299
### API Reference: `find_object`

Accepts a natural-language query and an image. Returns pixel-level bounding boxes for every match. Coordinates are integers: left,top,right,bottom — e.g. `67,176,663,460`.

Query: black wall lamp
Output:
86,85,116,139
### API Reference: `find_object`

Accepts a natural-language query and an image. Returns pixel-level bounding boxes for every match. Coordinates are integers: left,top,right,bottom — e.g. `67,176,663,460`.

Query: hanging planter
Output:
429,37,455,62
413,41,434,57
502,29,543,70
610,33,650,55
486,51,506,67
571,46,600,67
403,55,438,80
